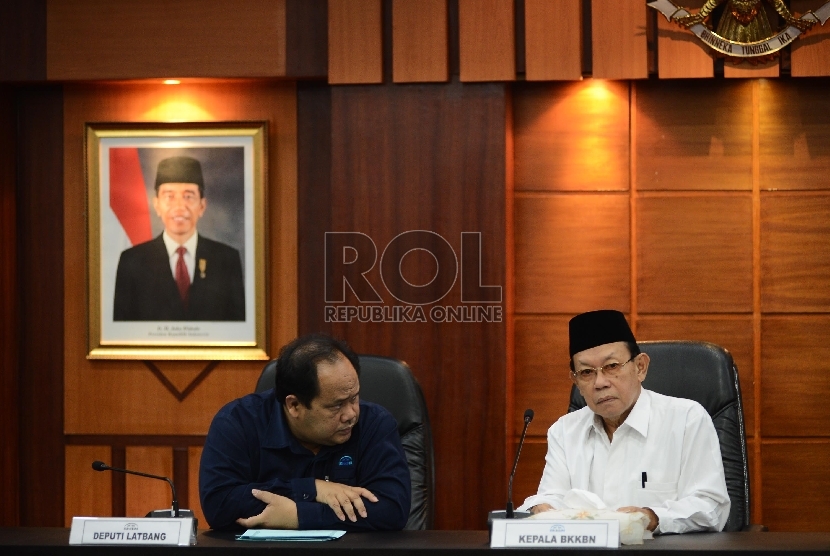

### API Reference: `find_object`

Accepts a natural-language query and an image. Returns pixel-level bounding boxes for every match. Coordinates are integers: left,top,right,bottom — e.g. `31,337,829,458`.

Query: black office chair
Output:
568,340,759,532
255,354,435,530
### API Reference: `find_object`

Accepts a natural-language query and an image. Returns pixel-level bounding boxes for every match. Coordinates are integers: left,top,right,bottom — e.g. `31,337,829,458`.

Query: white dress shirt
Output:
162,231,199,283
518,388,731,534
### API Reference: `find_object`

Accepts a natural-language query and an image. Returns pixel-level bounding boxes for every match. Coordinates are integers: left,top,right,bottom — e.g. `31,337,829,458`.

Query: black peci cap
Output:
569,309,636,357
155,156,204,195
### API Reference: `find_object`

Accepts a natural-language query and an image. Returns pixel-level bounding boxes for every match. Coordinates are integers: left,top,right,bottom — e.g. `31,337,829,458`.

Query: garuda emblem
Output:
648,0,830,60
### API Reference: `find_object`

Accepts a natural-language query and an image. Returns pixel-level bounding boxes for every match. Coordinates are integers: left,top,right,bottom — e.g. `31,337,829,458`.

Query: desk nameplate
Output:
69,517,196,546
490,519,620,548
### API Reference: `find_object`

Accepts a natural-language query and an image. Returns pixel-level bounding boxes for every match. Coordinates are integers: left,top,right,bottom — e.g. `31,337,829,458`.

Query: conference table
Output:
1,528,829,555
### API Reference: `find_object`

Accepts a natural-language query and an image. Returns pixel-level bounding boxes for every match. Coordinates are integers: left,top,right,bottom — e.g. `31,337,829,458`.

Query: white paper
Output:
236,529,346,542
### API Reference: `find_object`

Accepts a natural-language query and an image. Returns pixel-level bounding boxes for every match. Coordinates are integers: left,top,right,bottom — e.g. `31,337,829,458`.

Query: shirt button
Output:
303,494,309,499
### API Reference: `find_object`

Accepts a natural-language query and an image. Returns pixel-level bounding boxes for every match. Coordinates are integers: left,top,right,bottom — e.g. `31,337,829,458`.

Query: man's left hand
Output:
236,489,299,530
617,506,659,532
315,479,378,522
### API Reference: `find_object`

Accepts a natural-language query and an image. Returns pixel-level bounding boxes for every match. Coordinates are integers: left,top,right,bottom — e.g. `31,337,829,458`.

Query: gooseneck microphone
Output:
506,408,534,518
92,460,181,517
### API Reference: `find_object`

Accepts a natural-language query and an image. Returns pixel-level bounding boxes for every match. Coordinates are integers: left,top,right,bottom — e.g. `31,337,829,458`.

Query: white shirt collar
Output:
586,387,651,440
161,231,199,257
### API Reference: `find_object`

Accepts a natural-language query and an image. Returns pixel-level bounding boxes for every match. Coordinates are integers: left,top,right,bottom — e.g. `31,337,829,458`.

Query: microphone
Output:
92,460,191,518
507,408,534,518
488,408,534,533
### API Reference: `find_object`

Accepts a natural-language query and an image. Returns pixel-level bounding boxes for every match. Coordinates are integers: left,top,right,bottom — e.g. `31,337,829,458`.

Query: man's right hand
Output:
530,503,554,515
315,479,378,522
236,489,299,529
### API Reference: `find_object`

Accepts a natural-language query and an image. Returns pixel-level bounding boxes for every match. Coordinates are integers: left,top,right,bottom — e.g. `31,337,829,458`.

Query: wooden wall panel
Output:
18,86,65,527
188,447,206,526
591,0,648,79
47,0,288,80
760,194,830,312
65,446,111,526
636,316,755,436
515,194,630,314
635,80,753,191
655,0,713,79
328,0,383,84
524,0,582,81
298,82,507,530
511,78,830,532
514,317,572,437
284,0,328,79
392,0,449,83
790,0,830,77
762,442,830,531
60,81,298,530
0,87,19,527
458,0,515,82
0,0,47,81
758,79,830,191
724,60,780,78
761,316,830,437
125,447,173,517
637,195,753,313
512,440,548,509
514,81,630,192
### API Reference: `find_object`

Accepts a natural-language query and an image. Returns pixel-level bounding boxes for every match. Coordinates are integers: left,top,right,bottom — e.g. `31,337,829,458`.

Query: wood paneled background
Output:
60,82,299,529
297,82,509,529
511,78,830,532
2,0,830,534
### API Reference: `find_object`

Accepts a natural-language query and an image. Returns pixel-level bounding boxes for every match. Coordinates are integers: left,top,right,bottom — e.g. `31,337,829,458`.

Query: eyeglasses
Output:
571,356,637,384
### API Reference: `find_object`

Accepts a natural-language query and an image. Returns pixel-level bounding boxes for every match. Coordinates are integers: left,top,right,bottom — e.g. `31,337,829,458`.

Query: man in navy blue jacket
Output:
200,334,411,531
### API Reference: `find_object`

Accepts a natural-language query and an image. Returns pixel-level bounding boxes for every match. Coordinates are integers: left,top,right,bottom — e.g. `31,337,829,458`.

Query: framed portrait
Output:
86,122,268,360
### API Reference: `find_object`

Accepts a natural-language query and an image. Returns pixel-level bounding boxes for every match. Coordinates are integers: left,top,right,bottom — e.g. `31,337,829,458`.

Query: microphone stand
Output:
488,409,534,535
92,461,194,519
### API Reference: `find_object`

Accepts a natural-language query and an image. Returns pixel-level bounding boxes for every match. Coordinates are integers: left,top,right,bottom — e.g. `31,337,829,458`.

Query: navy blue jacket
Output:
199,391,411,531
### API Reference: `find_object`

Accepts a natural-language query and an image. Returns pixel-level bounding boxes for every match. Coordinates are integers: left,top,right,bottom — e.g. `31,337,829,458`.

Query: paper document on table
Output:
236,529,346,542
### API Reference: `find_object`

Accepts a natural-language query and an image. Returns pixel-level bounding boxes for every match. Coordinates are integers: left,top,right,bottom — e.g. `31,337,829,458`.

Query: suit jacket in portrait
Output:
113,234,245,321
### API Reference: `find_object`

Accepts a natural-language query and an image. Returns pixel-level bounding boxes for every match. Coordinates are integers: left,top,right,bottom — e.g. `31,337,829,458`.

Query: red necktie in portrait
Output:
175,246,190,305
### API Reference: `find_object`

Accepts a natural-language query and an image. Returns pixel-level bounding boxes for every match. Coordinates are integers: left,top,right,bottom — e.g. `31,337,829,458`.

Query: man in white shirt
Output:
518,309,730,534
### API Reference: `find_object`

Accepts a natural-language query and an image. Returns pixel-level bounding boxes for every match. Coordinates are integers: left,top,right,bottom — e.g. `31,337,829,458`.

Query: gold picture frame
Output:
86,122,268,360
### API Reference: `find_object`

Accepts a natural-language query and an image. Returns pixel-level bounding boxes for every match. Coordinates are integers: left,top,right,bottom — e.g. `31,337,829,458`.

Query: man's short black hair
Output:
274,333,360,408
569,341,641,372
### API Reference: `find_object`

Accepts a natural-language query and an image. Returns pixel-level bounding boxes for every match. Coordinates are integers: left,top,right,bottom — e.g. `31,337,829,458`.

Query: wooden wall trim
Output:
750,79,763,523
458,0,515,82
46,0,289,80
285,0,328,79
17,85,65,526
524,0,582,81
67,435,206,446
0,87,20,527
591,0,648,79
328,0,384,84
655,0,713,79
724,60,780,79
0,1,47,81
392,0,449,83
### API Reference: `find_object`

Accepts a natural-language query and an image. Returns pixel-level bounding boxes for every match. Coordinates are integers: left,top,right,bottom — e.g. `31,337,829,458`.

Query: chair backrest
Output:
255,354,435,530
567,341,750,532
